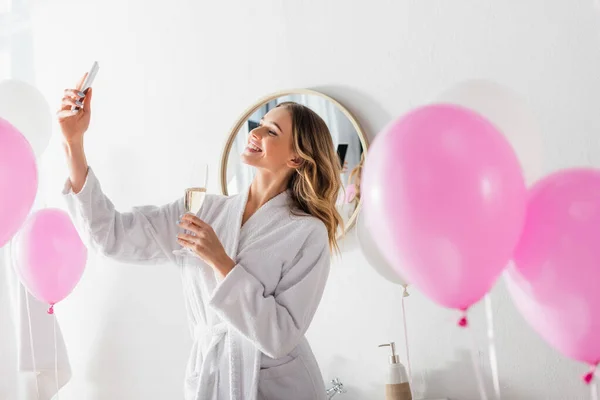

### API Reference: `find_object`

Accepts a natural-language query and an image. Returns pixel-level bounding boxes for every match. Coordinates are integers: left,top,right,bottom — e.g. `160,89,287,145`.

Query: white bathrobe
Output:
63,168,329,400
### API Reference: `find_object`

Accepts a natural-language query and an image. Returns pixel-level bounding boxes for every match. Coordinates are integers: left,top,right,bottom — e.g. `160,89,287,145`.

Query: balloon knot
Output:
583,365,597,384
458,316,468,328
403,287,410,297
47,304,54,315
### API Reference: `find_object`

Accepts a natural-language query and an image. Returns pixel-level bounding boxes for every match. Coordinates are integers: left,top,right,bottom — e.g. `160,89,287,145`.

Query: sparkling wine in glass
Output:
184,187,207,215
173,162,208,257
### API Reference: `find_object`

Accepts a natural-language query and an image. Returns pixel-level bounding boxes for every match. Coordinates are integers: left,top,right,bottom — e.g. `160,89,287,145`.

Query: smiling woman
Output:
56,76,360,398
240,106,295,173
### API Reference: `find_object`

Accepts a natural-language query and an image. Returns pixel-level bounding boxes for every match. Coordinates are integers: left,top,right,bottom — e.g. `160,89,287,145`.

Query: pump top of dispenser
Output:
378,342,401,364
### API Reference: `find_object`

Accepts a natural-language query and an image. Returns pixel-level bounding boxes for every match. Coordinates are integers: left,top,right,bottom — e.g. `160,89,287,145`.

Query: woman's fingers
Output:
178,220,204,236
57,97,80,120
180,220,200,235
59,71,87,113
177,235,207,254
178,215,213,238
61,95,83,109
57,84,93,118
181,214,210,230
57,109,78,120
64,88,86,99
58,89,85,114
177,237,195,252
177,233,199,244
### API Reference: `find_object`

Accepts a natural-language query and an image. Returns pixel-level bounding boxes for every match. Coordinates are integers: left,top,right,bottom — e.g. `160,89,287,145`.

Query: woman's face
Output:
241,107,298,172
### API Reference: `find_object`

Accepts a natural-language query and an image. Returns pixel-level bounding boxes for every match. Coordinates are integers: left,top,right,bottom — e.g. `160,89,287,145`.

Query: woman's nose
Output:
251,129,265,139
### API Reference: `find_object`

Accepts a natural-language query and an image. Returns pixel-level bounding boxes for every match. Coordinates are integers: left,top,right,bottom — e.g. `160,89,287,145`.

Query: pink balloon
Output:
506,169,600,367
14,209,87,311
363,104,526,310
0,117,38,247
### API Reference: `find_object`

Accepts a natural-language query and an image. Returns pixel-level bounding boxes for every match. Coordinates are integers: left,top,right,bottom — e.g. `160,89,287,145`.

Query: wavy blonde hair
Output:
348,152,364,203
277,102,344,251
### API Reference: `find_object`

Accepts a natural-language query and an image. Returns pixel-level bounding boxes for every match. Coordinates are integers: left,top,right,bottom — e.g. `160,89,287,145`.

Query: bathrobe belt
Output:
192,322,230,399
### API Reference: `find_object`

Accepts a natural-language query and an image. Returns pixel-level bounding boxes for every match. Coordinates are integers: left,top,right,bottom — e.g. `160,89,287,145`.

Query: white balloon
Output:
0,79,52,158
436,79,543,184
356,211,408,287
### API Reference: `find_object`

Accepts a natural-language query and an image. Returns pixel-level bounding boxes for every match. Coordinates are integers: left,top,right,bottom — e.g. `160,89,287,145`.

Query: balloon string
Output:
465,316,489,400
485,294,501,399
16,237,40,400
592,380,598,400
24,290,40,400
54,314,60,400
401,288,412,385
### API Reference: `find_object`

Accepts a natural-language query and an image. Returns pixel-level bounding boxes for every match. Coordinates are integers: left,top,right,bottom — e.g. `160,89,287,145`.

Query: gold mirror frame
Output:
220,88,369,235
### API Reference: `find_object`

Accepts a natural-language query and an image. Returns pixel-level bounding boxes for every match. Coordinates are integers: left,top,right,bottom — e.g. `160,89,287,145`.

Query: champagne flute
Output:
173,162,208,257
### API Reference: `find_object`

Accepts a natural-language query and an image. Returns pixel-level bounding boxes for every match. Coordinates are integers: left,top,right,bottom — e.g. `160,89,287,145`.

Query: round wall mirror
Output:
220,89,368,236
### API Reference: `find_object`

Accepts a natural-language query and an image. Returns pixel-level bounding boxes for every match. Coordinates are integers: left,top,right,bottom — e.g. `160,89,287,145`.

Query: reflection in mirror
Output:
223,92,367,235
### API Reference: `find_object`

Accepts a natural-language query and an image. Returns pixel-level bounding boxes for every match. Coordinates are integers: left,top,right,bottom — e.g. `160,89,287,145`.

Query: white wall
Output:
26,0,600,399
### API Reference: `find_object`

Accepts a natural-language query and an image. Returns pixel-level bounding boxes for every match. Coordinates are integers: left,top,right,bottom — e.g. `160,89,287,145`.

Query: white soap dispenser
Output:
378,342,412,400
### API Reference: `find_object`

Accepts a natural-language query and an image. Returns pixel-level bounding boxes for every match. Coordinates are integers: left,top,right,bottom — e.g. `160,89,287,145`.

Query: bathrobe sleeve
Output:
208,221,330,359
63,167,183,264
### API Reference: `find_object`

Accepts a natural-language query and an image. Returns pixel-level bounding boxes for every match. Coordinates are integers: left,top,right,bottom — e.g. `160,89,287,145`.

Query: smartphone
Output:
337,144,348,169
72,61,99,111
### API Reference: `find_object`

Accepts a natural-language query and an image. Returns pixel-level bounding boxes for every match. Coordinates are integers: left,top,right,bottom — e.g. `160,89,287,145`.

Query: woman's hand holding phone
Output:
57,72,93,146
58,64,99,194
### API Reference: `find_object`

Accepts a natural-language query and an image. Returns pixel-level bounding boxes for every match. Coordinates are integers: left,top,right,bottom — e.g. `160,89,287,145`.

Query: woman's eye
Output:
268,130,277,136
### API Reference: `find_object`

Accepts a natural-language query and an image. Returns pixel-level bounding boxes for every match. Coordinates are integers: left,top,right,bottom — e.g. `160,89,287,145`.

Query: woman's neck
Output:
242,169,291,226
248,170,290,207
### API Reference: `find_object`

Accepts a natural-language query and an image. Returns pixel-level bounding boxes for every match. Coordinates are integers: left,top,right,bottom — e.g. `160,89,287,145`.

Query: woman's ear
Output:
287,155,303,169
